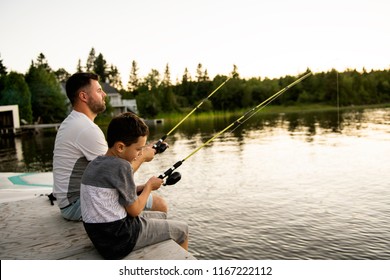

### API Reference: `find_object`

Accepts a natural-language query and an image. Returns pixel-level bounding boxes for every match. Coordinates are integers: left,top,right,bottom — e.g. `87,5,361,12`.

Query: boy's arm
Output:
126,176,163,217
136,184,145,193
131,141,169,172
131,144,155,172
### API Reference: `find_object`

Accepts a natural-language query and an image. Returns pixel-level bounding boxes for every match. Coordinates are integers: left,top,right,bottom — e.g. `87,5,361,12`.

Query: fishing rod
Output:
153,76,231,153
160,71,313,185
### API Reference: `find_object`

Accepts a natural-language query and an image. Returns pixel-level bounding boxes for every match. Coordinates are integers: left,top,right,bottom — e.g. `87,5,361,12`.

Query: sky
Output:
0,0,389,86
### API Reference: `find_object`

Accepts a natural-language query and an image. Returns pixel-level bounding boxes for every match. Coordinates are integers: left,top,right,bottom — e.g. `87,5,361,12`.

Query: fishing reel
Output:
158,160,183,186
163,171,182,186
137,172,181,196
153,140,169,154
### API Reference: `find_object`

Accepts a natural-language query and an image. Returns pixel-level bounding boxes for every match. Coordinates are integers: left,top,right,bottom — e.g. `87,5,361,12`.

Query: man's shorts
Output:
60,198,82,221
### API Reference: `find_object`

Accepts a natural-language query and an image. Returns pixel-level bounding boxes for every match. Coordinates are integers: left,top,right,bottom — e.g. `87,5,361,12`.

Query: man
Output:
53,72,167,221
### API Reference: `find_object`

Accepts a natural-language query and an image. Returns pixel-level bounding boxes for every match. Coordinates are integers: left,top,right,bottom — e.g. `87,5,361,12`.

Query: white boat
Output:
0,172,53,203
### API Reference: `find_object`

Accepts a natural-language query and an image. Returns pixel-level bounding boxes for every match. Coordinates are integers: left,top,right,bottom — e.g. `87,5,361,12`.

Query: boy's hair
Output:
107,112,149,148
65,72,99,105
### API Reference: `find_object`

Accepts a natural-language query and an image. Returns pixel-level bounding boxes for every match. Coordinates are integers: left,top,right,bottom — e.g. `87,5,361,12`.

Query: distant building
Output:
101,82,138,116
122,99,138,114
0,105,20,136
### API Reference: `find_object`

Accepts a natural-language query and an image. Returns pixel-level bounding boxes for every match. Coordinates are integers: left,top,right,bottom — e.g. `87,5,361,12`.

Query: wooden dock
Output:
0,172,195,260
17,123,61,135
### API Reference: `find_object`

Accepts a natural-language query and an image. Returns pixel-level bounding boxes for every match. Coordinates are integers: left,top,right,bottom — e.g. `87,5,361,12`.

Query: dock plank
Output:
0,196,195,260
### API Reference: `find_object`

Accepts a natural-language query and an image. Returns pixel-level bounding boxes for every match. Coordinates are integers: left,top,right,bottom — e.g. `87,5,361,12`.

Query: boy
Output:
80,112,188,259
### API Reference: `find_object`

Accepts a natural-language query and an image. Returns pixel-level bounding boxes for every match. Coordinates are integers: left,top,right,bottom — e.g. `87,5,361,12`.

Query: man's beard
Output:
89,99,106,114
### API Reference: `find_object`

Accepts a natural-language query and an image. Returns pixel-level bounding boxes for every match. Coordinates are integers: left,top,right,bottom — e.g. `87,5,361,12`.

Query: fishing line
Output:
152,76,231,153
160,71,312,185
336,70,341,132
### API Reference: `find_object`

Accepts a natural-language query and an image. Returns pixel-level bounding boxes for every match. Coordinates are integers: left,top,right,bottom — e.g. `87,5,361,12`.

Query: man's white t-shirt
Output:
53,110,107,208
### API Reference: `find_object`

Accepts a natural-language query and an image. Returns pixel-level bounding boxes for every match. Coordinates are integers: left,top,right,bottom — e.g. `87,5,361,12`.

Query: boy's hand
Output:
141,144,156,162
153,140,169,154
147,176,163,191
131,144,156,171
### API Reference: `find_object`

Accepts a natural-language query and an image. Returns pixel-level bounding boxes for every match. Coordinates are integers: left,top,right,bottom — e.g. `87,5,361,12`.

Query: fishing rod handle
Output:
152,135,168,154
158,160,183,179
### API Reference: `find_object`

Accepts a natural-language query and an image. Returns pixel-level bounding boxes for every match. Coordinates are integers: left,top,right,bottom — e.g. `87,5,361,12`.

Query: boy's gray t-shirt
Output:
80,156,141,259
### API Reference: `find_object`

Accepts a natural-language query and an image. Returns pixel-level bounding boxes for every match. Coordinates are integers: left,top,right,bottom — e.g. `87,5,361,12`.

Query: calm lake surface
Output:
1,107,390,260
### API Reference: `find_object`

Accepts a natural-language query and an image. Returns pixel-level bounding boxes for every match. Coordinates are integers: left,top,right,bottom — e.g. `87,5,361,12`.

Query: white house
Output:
101,83,139,116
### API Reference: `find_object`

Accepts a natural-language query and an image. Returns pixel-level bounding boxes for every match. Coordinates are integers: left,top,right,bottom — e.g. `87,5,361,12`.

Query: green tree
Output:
212,75,243,110
108,64,122,89
76,59,83,72
25,55,67,123
127,60,140,93
136,91,160,118
54,68,70,83
158,64,179,112
182,67,191,83
135,69,162,117
231,64,240,79
93,53,108,82
0,56,7,76
195,63,210,82
195,63,203,82
86,48,96,72
0,72,33,123
174,68,193,108
161,63,172,87
0,55,7,94
203,69,210,81
143,69,160,91
36,53,51,72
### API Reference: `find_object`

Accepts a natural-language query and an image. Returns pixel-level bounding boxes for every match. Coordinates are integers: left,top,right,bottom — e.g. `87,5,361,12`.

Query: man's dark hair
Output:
65,72,99,105
107,112,149,148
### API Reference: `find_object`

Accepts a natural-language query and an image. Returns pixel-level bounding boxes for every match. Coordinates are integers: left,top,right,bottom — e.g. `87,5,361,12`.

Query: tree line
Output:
0,48,389,122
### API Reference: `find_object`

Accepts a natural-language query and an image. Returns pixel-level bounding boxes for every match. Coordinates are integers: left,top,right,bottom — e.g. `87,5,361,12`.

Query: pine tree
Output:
196,63,203,82
0,55,7,76
86,48,96,72
231,64,240,79
76,59,83,72
162,63,172,87
182,67,191,83
127,60,140,92
93,53,108,82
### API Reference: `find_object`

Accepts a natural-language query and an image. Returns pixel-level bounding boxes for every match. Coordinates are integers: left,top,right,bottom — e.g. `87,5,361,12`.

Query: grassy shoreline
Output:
94,103,390,125
154,103,390,121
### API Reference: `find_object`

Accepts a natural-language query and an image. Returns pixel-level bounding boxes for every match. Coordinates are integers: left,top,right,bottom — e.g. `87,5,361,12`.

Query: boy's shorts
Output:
144,193,153,210
133,211,188,250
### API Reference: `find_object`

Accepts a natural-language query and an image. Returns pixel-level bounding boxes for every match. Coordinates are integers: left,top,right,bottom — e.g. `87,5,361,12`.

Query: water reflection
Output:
1,108,389,172
1,107,390,259
153,108,390,146
0,131,56,172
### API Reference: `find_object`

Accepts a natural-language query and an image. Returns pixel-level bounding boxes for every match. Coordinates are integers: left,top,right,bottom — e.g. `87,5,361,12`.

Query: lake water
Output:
1,107,390,259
